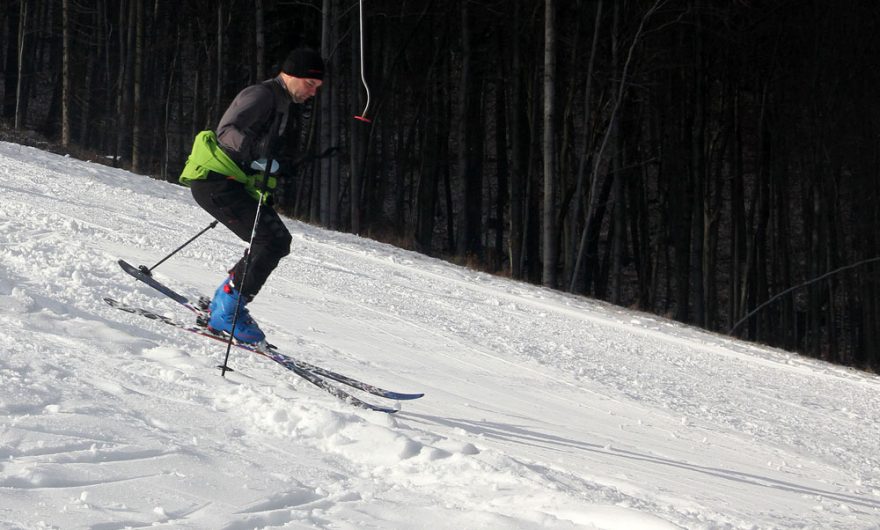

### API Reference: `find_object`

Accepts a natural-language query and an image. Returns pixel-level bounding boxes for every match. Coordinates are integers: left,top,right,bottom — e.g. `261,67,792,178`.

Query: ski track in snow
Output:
1,141,880,529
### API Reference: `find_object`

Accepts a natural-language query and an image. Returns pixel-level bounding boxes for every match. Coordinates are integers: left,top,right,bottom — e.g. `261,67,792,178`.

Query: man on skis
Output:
179,48,325,343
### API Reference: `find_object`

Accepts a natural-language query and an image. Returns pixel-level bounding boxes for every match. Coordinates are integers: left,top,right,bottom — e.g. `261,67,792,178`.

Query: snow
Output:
1,140,879,529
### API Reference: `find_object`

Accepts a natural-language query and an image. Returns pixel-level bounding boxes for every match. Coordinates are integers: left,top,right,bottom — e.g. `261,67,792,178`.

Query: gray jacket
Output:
216,76,292,169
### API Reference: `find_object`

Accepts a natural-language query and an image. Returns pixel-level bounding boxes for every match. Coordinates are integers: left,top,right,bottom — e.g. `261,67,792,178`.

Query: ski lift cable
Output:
354,0,372,123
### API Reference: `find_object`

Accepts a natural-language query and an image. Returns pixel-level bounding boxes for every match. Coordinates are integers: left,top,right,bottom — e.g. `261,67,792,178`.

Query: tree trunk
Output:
542,0,558,288
78,0,101,148
508,0,525,279
414,87,439,253
320,0,334,227
571,0,660,294
131,0,144,172
216,3,223,117
495,72,510,271
115,0,135,166
61,0,71,146
255,0,265,80
608,0,624,304
525,85,543,284
689,1,706,326
414,32,446,254
162,29,180,180
14,0,29,129
569,0,603,293
456,1,483,258
3,1,20,119
730,86,746,329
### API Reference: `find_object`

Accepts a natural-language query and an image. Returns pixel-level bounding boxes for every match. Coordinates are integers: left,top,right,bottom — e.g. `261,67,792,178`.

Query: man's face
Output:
285,75,323,103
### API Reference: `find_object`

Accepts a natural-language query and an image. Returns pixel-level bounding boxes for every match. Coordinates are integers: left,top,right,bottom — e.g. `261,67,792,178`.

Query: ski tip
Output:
118,259,152,276
386,392,424,401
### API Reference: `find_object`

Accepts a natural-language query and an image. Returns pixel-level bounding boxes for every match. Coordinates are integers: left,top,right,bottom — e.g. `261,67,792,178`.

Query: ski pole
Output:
139,220,219,276
218,186,267,377
218,112,284,377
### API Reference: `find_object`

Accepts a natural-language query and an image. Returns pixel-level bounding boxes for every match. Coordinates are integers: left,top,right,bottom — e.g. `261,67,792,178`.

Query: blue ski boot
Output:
208,276,265,344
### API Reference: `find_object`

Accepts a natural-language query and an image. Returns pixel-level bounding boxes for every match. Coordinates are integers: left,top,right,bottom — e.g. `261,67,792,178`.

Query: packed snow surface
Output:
1,141,879,529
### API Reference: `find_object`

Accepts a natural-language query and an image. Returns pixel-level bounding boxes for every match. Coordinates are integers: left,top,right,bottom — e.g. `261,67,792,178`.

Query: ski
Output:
291,357,423,401
104,297,420,412
117,259,207,316
115,259,423,400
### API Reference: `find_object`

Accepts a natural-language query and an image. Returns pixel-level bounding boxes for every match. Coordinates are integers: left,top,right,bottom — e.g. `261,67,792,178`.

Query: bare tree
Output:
131,0,144,172
320,0,338,228
508,0,526,279
456,0,484,258
570,0,663,294
542,0,558,287
14,0,30,130
255,0,265,80
61,0,70,146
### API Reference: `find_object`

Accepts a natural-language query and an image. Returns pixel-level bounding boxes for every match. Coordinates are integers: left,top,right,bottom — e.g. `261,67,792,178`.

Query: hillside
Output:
1,141,879,529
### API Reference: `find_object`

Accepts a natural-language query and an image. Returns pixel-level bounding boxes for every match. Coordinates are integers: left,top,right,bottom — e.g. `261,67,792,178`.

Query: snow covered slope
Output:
1,141,879,529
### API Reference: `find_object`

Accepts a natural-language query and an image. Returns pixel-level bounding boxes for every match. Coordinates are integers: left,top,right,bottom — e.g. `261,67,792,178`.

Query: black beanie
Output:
281,48,325,80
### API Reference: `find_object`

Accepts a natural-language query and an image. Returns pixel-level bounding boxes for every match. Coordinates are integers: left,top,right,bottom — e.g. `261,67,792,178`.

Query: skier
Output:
178,47,325,343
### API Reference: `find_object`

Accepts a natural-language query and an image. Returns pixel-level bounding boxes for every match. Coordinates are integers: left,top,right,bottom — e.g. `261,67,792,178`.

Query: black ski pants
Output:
190,177,291,299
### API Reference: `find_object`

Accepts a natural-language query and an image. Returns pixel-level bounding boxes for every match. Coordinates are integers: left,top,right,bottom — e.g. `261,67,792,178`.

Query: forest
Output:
2,0,880,370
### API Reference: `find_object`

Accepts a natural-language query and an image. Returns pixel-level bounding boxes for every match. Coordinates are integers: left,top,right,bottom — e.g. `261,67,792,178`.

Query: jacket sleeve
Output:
216,84,275,167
